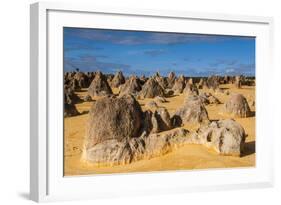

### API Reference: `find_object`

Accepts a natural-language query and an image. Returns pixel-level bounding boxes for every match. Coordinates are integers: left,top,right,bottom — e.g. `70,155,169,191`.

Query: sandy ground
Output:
64,84,255,176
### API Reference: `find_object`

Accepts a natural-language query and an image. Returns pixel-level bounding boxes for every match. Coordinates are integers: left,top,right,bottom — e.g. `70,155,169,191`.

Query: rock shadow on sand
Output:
241,141,255,157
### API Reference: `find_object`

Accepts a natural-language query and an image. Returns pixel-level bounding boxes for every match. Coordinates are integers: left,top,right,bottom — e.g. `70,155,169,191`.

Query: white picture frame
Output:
30,2,274,202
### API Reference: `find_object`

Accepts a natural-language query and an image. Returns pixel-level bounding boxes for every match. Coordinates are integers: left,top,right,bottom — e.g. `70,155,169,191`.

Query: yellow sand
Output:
64,84,255,176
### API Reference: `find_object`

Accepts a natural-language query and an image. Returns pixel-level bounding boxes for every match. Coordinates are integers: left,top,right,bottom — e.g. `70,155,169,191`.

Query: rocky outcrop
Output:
83,119,246,165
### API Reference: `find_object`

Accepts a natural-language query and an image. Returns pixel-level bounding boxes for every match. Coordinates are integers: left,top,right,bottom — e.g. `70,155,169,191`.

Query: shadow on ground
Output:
241,141,255,157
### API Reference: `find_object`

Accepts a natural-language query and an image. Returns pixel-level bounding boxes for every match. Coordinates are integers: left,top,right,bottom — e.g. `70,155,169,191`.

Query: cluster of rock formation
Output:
63,70,255,165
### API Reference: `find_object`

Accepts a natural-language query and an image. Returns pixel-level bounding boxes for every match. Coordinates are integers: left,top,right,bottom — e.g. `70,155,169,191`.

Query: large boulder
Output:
139,78,165,98
194,119,246,156
85,95,143,148
173,94,209,125
119,75,142,96
222,93,251,117
88,71,113,97
111,71,125,88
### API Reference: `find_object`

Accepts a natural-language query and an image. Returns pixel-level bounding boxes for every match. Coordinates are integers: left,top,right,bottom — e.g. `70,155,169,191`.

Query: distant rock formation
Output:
172,75,186,94
172,94,209,125
198,93,221,105
139,78,165,98
222,93,251,117
64,87,81,105
88,71,113,97
187,78,193,85
154,74,167,90
74,72,90,88
167,71,176,88
183,83,199,96
111,71,125,88
119,75,142,96
64,87,80,117
235,75,242,88
206,75,220,90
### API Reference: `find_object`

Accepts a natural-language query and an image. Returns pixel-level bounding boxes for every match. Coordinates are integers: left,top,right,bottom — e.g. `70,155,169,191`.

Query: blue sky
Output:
64,27,255,77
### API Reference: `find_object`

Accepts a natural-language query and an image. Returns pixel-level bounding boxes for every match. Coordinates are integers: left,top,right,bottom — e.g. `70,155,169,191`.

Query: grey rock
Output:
85,94,143,148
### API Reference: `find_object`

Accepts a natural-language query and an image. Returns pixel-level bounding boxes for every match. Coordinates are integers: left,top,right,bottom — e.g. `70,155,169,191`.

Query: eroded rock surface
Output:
83,119,246,165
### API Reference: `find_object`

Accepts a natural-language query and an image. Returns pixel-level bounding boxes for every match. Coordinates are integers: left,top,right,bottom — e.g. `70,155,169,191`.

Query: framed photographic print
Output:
30,2,274,202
